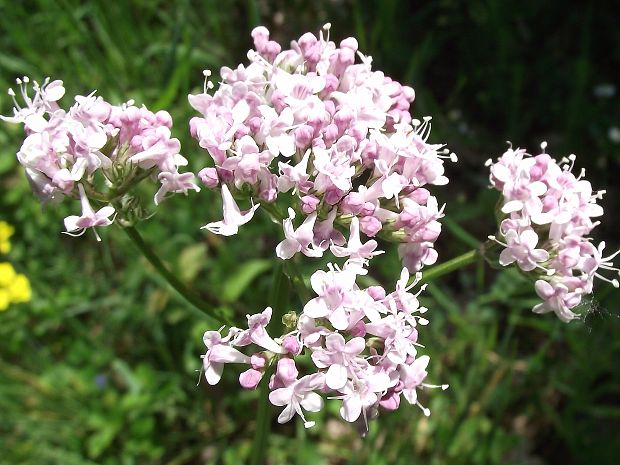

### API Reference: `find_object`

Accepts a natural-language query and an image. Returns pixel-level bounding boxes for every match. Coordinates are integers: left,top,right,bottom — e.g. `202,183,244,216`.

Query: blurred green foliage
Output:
0,1,619,464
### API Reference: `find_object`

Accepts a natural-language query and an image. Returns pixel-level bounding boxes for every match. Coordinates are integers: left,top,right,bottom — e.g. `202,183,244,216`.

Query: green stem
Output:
109,168,155,199
284,259,311,304
259,201,285,223
122,225,230,324
418,249,478,284
250,263,290,465
250,366,272,465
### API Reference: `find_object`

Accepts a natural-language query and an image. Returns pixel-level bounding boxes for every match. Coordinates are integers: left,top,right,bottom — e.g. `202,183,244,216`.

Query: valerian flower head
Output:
199,259,446,431
487,142,619,322
189,24,455,272
2,77,199,239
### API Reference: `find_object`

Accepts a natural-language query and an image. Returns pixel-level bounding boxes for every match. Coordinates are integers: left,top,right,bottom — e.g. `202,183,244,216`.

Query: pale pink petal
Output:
402,388,418,405
300,392,323,412
205,362,223,385
340,396,362,422
276,238,300,259
209,345,251,364
499,248,516,266
325,333,346,352
277,403,296,423
534,280,555,299
344,337,366,355
269,387,293,407
520,229,539,249
501,200,523,213
303,297,329,319
326,364,348,390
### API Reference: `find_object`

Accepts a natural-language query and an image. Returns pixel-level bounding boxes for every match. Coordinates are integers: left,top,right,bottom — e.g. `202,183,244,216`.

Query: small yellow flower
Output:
9,274,32,303
0,221,14,254
0,262,16,287
0,289,9,311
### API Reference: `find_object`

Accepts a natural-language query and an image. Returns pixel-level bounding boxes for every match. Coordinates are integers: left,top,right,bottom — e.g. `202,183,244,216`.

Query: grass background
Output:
1,1,619,464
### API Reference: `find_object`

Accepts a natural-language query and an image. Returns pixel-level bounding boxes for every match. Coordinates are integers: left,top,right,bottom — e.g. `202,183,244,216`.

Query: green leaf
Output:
0,151,17,175
221,259,271,303
177,243,208,282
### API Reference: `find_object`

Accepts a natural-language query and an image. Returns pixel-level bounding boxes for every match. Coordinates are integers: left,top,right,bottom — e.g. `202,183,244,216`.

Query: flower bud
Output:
250,353,266,369
379,390,401,411
324,74,339,93
155,110,172,127
341,193,364,214
294,125,314,148
198,167,219,188
276,358,298,384
340,37,358,51
282,336,301,355
325,187,344,205
360,202,376,217
239,368,263,390
323,123,339,145
367,286,386,301
334,107,353,132
359,215,382,237
349,321,366,337
300,195,320,214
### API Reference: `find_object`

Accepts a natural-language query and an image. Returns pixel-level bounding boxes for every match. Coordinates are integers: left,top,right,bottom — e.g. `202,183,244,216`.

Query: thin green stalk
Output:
122,225,230,325
284,259,311,304
442,216,481,249
251,366,273,465
108,167,155,199
418,249,478,284
250,263,291,465
259,201,285,223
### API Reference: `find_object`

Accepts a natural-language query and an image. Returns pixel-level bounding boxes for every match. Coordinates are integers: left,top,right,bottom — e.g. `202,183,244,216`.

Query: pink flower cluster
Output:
201,259,445,429
488,143,619,322
189,24,455,272
2,77,199,238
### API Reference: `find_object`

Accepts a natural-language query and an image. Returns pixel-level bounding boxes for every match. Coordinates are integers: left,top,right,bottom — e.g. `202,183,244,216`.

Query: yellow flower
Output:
9,274,32,303
0,289,9,311
0,262,32,310
0,221,14,254
0,262,16,287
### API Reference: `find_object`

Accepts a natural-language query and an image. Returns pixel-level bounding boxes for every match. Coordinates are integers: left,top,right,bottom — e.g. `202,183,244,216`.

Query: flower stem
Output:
122,225,230,324
250,366,273,465
259,200,285,223
108,167,155,199
419,249,479,284
250,263,291,465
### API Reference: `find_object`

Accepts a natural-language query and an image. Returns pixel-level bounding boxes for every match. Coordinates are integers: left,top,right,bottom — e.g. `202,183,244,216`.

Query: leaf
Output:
0,151,17,175
221,259,271,303
86,415,122,459
177,243,208,282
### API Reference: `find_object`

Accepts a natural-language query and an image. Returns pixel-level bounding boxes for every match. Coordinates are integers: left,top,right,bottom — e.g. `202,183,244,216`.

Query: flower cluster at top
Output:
2,77,199,240
201,259,445,430
487,143,619,322
0,222,31,311
189,24,455,272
